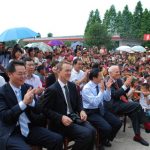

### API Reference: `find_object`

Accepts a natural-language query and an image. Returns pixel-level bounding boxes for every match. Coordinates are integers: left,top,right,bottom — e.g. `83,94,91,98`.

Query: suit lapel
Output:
55,82,66,100
6,83,18,106
21,84,27,101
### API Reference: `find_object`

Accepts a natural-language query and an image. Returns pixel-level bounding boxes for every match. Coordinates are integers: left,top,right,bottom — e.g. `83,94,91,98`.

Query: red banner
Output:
144,34,150,41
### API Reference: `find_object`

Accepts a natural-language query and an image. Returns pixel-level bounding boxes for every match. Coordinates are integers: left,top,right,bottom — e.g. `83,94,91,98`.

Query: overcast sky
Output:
0,0,149,37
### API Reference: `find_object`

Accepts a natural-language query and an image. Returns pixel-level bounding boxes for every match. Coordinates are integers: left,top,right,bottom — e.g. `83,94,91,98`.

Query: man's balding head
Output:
108,65,120,80
108,65,119,73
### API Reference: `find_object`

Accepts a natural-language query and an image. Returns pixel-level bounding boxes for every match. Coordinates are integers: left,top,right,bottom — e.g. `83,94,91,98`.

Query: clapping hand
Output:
106,78,113,89
124,76,132,87
34,87,45,95
23,87,36,105
99,80,105,92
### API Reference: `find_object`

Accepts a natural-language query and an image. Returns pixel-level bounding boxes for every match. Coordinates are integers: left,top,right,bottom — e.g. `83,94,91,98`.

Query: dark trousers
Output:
86,109,122,143
50,121,96,150
6,126,63,150
113,101,142,135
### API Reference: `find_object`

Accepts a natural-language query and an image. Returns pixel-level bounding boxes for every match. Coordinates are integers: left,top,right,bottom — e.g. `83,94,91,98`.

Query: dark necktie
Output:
96,85,105,116
96,85,99,95
64,85,73,113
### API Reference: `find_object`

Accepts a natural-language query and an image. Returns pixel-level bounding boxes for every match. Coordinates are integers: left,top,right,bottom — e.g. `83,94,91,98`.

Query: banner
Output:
144,34,150,41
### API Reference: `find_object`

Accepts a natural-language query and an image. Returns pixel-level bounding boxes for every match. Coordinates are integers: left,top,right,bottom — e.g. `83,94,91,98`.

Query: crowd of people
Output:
0,43,150,150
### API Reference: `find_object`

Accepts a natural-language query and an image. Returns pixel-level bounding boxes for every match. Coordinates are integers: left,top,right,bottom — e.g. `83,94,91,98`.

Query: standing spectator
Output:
27,47,39,65
24,57,42,88
35,65,46,87
9,46,23,62
139,83,150,133
70,58,89,90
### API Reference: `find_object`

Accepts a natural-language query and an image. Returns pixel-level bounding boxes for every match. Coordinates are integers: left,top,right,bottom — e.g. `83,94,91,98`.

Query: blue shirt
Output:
82,80,111,109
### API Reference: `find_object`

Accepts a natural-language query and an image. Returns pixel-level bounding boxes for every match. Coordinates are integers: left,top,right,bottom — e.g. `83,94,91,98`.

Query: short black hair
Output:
89,68,101,80
23,57,34,64
6,60,25,73
37,65,45,72
28,47,34,54
73,58,82,65
46,55,52,60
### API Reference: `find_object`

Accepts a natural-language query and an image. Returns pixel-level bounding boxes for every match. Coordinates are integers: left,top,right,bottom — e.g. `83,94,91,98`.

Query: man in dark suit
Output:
41,61,96,150
108,65,149,146
0,60,63,150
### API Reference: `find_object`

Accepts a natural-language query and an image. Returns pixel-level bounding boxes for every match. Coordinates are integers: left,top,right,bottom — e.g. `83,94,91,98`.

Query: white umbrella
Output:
25,42,53,52
116,46,131,52
131,45,146,53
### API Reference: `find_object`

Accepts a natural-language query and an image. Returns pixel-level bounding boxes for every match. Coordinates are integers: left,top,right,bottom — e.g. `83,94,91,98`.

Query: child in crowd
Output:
139,83,150,132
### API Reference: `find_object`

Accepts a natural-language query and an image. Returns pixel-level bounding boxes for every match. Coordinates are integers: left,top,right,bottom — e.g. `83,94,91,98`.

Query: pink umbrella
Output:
48,40,64,46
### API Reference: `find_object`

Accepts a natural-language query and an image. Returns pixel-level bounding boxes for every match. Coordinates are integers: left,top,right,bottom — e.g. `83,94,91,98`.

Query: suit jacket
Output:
110,79,130,113
41,81,83,129
0,83,45,150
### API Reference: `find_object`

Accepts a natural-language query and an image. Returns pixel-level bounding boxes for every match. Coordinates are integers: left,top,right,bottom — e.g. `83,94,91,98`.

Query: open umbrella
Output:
131,45,146,53
0,27,38,42
116,46,131,52
25,42,53,52
71,41,83,50
48,40,64,46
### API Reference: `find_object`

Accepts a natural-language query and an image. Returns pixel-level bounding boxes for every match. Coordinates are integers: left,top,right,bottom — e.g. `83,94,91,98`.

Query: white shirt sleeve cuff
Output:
19,101,27,110
122,85,128,91
29,99,35,107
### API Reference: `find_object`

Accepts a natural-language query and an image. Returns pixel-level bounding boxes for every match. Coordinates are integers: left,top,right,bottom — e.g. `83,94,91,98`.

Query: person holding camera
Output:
82,68,122,150
41,61,96,150
108,65,149,146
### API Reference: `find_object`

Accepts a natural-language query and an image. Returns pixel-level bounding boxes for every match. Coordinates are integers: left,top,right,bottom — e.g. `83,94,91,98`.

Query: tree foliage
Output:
84,1,149,49
36,33,41,38
103,5,117,35
47,33,53,37
84,9,111,48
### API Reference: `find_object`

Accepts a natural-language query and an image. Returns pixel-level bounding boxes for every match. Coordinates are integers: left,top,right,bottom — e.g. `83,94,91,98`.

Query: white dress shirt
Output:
25,74,42,88
82,80,111,109
70,68,85,89
0,75,6,87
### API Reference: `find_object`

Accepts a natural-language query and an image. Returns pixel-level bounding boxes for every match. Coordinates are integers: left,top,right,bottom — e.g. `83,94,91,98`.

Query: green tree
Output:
47,33,53,37
85,10,101,33
36,33,41,38
103,5,117,35
115,11,122,34
93,9,101,23
84,22,111,48
132,1,143,38
84,10,94,33
120,5,133,38
141,9,150,35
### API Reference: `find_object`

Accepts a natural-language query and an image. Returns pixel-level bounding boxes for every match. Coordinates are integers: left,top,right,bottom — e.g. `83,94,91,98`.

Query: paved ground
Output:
105,120,150,150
